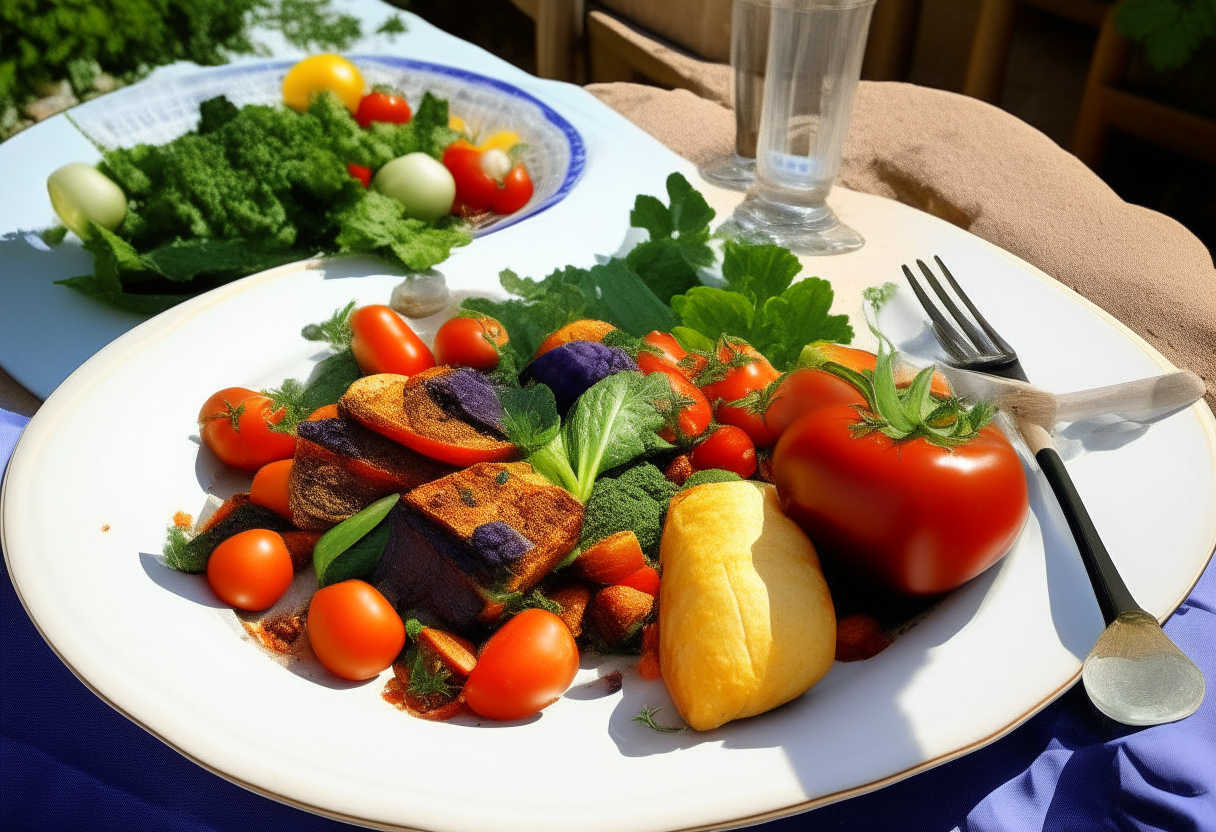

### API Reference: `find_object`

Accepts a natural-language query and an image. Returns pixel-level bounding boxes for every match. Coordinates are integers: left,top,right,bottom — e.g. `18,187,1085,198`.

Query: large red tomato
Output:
773,404,1029,595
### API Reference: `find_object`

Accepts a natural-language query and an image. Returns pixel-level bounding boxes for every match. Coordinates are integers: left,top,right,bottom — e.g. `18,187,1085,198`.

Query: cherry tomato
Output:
347,162,371,188
774,405,1029,595
462,609,579,720
198,387,296,473
354,90,411,128
307,580,406,681
761,368,869,440
653,369,712,443
349,305,436,377
250,458,294,520
442,141,498,212
282,54,364,113
433,315,507,371
636,331,687,378
700,342,781,447
207,529,294,611
491,163,533,214
690,425,757,478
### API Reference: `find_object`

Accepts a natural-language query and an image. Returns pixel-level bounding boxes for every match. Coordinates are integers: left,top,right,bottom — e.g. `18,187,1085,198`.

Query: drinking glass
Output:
699,0,772,190
722,0,876,254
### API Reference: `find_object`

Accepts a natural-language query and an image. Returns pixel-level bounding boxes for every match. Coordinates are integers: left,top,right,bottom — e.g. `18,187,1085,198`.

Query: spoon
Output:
1016,418,1205,725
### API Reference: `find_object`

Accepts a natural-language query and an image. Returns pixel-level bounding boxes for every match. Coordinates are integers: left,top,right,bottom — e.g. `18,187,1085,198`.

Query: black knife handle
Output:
1036,447,1143,624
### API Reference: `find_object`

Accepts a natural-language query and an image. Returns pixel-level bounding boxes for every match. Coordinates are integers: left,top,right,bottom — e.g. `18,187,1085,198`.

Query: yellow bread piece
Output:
659,481,836,731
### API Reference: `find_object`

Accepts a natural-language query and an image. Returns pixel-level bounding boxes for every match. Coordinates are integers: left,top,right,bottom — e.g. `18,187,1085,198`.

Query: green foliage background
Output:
0,0,365,124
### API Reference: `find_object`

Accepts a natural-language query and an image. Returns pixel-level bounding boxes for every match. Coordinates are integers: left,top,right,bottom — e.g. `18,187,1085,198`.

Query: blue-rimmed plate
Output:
68,55,586,236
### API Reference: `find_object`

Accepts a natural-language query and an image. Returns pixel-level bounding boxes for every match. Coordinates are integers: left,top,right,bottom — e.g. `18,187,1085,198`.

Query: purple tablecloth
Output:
2,405,1214,831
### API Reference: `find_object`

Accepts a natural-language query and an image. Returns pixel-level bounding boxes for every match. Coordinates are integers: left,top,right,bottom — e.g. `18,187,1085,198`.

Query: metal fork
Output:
904,256,1204,726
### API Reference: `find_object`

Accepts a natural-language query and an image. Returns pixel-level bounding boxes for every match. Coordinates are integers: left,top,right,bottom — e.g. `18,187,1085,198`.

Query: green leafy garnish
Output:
846,284,996,447
563,372,673,502
625,172,716,304
312,494,398,587
670,240,854,371
497,384,561,455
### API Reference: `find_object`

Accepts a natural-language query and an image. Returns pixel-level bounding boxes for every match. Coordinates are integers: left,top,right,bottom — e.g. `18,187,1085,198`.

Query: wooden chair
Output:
1072,3,1216,168
584,0,927,97
962,0,1112,101
508,0,580,81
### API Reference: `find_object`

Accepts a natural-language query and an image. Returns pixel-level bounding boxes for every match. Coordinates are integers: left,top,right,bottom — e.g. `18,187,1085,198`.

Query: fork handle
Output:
1036,447,1143,624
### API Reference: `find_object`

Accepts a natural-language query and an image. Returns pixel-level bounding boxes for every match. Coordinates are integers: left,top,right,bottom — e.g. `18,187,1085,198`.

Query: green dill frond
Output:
632,705,685,733
301,301,355,350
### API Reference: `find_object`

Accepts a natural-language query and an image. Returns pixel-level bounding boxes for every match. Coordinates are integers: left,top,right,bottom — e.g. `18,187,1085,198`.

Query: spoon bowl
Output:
1082,610,1206,726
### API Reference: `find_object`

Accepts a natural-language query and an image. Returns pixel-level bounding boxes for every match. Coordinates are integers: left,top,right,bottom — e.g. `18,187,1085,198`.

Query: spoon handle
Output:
1035,447,1142,624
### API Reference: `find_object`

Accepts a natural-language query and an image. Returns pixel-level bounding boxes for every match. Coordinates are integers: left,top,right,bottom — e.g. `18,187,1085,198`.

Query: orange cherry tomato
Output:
250,459,294,521
307,580,406,681
349,305,436,377
198,387,296,473
462,609,579,721
206,529,294,611
433,315,507,371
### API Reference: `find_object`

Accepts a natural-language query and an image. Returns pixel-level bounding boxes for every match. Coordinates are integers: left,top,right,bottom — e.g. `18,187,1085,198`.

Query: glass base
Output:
698,154,756,191
720,195,865,255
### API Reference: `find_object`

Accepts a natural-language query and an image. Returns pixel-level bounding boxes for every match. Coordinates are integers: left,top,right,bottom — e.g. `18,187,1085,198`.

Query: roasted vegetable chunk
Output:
374,462,584,634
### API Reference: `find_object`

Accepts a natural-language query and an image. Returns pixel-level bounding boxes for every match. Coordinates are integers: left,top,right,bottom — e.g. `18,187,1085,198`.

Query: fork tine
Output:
915,259,1000,355
933,256,1017,356
901,264,977,363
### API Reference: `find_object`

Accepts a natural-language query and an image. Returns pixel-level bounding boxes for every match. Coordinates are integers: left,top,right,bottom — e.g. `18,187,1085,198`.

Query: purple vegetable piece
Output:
469,521,534,567
522,341,638,412
372,504,487,636
422,368,506,438
295,417,362,458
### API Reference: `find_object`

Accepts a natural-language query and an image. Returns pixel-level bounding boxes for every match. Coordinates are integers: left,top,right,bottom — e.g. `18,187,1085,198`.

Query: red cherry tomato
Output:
433,315,508,371
491,163,533,214
354,90,412,128
700,342,781,447
773,405,1029,595
198,388,296,473
349,305,436,377
652,369,712,443
442,141,498,212
347,162,371,187
760,368,869,441
207,529,294,611
690,425,757,478
636,331,688,378
307,580,406,681
462,609,579,721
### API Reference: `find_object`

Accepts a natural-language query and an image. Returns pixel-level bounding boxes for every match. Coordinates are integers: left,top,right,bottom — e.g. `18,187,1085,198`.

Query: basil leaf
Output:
314,494,399,587
498,384,561,455
563,371,673,502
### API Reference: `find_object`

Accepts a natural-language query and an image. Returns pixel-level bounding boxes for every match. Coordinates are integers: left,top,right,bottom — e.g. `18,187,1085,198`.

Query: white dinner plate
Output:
4,180,1215,832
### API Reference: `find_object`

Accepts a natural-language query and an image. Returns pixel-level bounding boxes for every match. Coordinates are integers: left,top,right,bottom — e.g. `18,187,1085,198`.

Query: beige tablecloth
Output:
588,80,1216,409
